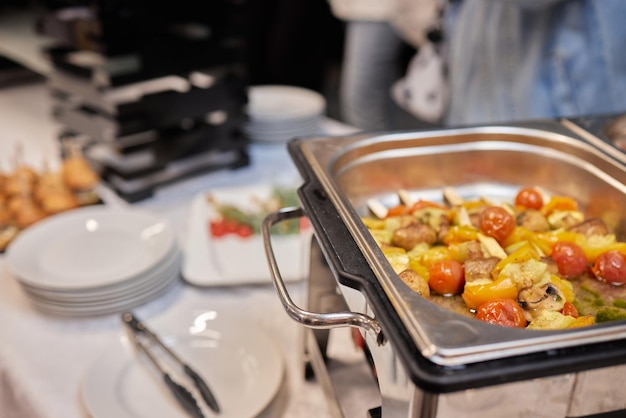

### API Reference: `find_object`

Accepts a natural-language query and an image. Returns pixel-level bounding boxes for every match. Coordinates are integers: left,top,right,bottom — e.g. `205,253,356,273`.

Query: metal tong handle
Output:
133,335,205,418
262,207,382,338
122,312,221,414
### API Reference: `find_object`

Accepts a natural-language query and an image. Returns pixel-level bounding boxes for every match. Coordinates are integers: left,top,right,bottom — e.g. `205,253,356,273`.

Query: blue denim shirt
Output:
444,0,626,125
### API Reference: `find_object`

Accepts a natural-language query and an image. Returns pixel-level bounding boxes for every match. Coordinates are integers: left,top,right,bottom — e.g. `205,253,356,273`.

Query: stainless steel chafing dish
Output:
263,118,626,417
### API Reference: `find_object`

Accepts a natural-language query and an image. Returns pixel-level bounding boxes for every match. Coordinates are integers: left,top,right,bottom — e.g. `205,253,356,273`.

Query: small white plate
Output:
81,315,284,418
6,206,174,290
19,246,181,302
23,255,181,310
182,185,309,286
247,85,326,121
26,267,179,317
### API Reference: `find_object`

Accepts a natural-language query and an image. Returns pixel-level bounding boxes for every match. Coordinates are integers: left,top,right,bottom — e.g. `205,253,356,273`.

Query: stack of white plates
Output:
245,85,326,143
5,206,180,317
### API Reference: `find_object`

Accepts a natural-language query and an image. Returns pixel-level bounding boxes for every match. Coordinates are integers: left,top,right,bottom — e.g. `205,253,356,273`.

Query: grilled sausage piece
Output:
464,257,500,283
398,269,430,298
392,223,437,250
465,241,486,260
568,218,610,237
517,209,550,232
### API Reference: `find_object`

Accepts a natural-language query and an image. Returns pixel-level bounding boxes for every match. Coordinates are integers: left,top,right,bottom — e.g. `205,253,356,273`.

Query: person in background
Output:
441,0,626,125
328,0,443,130
334,0,626,129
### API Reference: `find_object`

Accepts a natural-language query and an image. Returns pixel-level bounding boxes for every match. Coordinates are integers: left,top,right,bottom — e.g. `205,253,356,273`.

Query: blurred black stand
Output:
36,0,251,201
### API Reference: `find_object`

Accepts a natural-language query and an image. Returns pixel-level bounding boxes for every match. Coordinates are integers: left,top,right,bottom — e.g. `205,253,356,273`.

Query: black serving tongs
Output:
121,312,221,416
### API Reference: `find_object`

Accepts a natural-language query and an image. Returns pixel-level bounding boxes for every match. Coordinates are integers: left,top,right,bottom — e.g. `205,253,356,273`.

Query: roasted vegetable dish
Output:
363,186,626,330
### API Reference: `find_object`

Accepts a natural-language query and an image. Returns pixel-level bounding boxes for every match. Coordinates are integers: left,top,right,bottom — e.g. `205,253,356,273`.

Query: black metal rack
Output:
38,0,251,201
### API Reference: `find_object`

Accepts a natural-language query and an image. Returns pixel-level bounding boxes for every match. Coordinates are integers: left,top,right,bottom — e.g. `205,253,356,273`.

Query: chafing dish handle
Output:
263,207,383,342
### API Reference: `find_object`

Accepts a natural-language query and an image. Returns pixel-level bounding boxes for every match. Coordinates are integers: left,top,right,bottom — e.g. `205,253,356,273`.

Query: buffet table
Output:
0,82,381,418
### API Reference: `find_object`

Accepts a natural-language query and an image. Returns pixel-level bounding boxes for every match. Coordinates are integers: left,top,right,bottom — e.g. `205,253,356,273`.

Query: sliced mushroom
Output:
517,283,566,320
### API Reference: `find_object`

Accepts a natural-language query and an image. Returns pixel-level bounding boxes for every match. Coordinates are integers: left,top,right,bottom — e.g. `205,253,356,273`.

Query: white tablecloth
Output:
0,82,381,418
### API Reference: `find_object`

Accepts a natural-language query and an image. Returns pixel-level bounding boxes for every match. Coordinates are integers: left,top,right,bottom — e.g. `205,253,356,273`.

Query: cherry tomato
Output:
592,250,626,285
223,219,239,234
515,187,544,210
551,241,588,278
428,259,465,295
410,199,448,211
386,205,411,217
209,220,227,237
479,206,515,242
236,224,253,238
475,299,528,328
561,301,579,318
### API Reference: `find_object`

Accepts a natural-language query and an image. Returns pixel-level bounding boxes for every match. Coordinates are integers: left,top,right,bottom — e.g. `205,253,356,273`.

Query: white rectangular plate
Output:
182,184,310,286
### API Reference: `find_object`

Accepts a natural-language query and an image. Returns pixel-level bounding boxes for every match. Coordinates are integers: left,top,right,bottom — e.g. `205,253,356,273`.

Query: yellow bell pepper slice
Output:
491,243,541,279
382,247,409,273
541,196,578,215
503,227,553,255
568,315,596,328
447,242,478,263
580,236,626,263
362,217,385,230
545,231,626,263
407,262,430,281
462,276,518,310
550,275,575,303
444,225,479,244
548,230,586,247
417,246,452,268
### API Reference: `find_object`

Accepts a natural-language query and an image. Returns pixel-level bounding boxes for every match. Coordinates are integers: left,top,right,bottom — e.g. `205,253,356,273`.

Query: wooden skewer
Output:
397,189,415,207
367,198,388,219
456,205,472,227
443,187,464,207
477,233,507,259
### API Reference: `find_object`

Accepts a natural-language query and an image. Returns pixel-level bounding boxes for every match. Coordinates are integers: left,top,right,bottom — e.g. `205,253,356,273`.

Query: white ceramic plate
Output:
6,206,174,290
245,116,320,131
247,85,325,121
23,253,181,308
81,315,284,418
182,185,309,286
25,262,180,317
244,120,321,143
19,246,181,302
